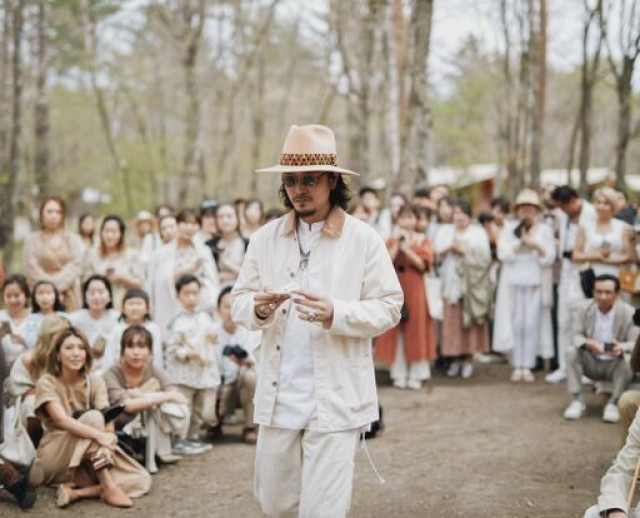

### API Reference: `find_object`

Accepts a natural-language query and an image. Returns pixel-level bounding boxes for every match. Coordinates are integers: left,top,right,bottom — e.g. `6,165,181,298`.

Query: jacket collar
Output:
281,206,346,239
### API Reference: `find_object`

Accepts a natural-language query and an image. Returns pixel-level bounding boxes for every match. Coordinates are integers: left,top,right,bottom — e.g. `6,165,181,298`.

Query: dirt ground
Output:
1,363,625,517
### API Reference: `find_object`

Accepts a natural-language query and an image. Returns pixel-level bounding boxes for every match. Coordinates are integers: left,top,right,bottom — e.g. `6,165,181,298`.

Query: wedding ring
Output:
269,303,276,310
308,312,317,322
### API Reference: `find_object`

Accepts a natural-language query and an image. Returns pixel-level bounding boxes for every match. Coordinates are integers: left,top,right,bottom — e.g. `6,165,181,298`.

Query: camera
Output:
223,345,248,360
603,342,616,352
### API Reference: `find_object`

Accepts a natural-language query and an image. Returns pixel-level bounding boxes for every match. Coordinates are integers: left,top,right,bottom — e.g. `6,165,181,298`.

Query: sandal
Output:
242,427,258,445
56,484,75,508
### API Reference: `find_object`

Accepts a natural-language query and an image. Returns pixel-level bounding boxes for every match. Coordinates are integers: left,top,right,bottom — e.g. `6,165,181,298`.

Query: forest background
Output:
1,0,640,265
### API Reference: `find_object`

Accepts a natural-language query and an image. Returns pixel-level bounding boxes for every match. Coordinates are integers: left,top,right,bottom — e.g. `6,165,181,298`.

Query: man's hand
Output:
186,351,202,363
291,290,334,327
607,341,623,358
584,339,604,355
253,292,290,319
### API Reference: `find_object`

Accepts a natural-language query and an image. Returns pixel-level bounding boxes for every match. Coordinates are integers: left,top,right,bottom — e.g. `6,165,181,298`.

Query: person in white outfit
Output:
545,186,597,384
497,189,556,383
231,124,403,518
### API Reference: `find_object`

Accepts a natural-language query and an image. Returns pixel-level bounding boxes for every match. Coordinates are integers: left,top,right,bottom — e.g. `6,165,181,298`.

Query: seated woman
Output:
6,314,71,448
29,327,151,508
104,325,189,474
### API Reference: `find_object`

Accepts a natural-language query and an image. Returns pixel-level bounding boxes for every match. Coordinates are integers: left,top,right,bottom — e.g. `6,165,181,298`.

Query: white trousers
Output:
390,334,431,383
557,269,585,370
511,286,541,369
254,425,360,518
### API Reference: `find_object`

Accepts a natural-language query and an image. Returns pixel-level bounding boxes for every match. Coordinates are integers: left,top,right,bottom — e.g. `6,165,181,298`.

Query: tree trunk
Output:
386,2,401,190
250,52,265,198
614,62,634,190
0,0,24,267
34,0,49,196
528,0,545,191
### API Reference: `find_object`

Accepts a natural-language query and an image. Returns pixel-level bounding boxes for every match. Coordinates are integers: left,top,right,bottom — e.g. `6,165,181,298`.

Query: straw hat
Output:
256,124,359,176
515,189,542,209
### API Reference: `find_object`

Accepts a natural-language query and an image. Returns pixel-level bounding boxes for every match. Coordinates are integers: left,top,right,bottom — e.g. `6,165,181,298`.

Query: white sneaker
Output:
581,375,594,386
393,378,407,389
521,369,535,383
603,403,620,423
461,363,474,379
564,400,586,420
545,369,566,384
406,379,421,390
447,363,461,378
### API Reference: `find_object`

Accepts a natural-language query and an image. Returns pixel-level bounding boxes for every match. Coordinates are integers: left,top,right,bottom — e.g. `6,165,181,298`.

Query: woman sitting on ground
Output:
29,327,151,508
104,325,189,473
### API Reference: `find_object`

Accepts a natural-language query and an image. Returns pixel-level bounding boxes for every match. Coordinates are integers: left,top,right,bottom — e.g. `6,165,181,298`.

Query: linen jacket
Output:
598,410,640,514
572,299,639,353
231,207,403,432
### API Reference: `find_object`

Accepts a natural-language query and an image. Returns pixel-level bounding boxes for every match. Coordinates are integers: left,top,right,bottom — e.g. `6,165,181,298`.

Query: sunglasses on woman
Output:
282,173,324,188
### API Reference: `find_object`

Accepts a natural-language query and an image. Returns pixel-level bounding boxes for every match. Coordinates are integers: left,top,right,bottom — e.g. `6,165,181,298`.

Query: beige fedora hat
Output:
515,188,542,209
256,124,359,176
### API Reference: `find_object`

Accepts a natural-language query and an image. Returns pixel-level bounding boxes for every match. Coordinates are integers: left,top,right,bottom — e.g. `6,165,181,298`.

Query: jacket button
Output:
276,345,281,351
290,272,295,278
272,381,278,387
281,308,286,315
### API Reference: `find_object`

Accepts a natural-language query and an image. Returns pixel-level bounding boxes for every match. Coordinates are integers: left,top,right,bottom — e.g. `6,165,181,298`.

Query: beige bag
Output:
0,398,36,468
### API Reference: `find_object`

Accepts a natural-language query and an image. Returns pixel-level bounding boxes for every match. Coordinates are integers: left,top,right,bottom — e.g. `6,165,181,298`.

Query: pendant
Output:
299,257,309,271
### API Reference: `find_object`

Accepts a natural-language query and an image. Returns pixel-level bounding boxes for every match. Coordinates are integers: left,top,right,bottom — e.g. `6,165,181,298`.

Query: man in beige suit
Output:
564,274,638,423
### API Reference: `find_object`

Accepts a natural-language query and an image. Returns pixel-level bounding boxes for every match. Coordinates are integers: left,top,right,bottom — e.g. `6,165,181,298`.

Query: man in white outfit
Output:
546,185,597,384
231,124,403,517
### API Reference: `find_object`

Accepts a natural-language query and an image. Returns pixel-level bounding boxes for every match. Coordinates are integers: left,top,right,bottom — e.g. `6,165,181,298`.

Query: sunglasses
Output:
282,173,324,188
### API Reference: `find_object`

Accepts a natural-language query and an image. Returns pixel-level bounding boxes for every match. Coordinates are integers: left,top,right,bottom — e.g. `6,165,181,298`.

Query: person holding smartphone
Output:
564,274,638,423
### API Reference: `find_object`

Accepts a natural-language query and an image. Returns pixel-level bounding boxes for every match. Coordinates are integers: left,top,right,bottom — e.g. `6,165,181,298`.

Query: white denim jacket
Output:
231,207,403,432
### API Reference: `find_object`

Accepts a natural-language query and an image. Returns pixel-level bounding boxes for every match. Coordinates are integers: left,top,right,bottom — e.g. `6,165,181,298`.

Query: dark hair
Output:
359,186,378,198
397,204,421,219
176,207,201,226
200,200,219,217
551,186,579,204
99,214,126,257
2,274,31,306
47,326,93,376
234,198,247,206
175,274,201,293
217,285,233,307
490,197,510,214
121,289,151,322
594,274,621,293
39,196,66,229
478,211,495,225
438,195,455,208
78,213,95,239
154,204,175,218
279,173,352,211
265,208,284,221
32,280,65,313
455,199,473,218
82,274,114,310
244,198,264,218
120,324,153,357
413,187,430,199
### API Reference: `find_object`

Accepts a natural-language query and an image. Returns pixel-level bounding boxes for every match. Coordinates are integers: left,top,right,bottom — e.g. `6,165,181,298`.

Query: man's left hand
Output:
291,290,334,327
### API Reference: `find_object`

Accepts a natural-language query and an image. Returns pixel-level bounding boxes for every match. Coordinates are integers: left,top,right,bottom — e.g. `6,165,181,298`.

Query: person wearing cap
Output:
495,189,556,383
133,210,155,245
231,124,403,517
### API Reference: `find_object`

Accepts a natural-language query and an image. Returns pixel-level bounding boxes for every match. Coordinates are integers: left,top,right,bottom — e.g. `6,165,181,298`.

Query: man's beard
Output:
295,208,316,218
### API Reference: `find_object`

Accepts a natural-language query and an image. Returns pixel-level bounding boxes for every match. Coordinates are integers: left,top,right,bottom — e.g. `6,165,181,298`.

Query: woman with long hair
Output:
83,215,144,309
205,202,248,285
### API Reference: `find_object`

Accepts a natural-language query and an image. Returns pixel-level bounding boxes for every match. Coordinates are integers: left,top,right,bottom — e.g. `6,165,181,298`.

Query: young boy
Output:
166,274,220,455
213,286,260,444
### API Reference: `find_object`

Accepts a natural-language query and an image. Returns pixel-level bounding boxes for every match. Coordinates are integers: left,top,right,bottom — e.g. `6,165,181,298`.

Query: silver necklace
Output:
297,231,310,271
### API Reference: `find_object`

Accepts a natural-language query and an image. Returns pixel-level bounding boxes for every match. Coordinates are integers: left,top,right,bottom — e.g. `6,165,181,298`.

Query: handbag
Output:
0,398,36,468
424,275,444,321
620,266,640,294
579,267,595,298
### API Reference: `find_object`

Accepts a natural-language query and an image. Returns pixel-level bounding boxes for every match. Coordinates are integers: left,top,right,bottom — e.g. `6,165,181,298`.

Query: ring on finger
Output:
269,303,276,310
308,311,317,322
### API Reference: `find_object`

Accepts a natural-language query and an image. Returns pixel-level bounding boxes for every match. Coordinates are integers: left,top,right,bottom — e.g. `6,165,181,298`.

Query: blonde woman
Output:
573,187,634,279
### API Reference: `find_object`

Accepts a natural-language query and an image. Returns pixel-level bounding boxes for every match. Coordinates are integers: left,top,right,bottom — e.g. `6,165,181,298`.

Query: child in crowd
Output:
166,275,220,455
24,280,66,349
102,289,163,375
212,286,259,444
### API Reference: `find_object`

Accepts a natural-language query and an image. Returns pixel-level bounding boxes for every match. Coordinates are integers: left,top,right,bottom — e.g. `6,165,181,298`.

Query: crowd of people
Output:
1,175,640,514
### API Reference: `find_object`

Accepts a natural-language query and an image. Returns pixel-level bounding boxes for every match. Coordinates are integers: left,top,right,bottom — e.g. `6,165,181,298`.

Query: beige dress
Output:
30,373,151,497
24,230,84,311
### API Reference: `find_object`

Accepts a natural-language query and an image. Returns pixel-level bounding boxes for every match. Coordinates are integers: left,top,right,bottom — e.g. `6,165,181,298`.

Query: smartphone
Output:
0,321,11,336
604,342,616,352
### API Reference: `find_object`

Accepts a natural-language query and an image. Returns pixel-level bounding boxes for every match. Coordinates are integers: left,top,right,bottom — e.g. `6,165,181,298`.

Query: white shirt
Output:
271,219,323,429
594,306,616,360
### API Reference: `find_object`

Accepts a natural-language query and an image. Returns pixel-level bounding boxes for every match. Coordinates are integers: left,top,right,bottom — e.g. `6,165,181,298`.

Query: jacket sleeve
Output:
535,225,557,267
231,234,277,331
24,233,48,285
329,232,403,338
497,226,520,263
49,233,85,292
598,412,640,514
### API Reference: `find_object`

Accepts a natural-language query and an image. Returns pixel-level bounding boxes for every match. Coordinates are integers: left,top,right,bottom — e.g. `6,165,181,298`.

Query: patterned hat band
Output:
279,153,338,167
